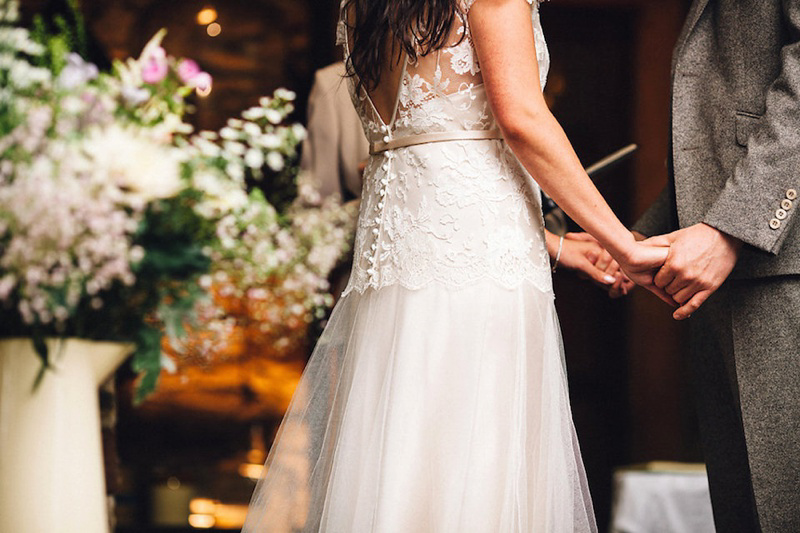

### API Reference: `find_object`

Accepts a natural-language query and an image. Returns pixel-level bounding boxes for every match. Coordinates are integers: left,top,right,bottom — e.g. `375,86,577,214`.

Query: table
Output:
610,462,715,533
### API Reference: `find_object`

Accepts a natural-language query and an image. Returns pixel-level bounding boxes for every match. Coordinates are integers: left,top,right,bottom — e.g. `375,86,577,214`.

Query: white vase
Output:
0,338,133,533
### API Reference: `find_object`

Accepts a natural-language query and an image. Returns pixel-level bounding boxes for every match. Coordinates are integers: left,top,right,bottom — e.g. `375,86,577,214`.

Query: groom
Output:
633,1,800,531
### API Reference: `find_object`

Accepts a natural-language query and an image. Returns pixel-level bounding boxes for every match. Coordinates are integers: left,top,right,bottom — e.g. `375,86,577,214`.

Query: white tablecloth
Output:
610,463,715,533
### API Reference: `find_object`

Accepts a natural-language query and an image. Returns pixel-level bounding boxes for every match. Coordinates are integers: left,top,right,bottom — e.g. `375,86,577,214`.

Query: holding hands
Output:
546,231,648,299
642,223,741,320
565,224,741,320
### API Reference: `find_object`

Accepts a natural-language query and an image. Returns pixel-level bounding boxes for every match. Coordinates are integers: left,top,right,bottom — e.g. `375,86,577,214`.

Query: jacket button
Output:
769,218,782,230
776,208,788,220
781,199,793,211
787,189,798,200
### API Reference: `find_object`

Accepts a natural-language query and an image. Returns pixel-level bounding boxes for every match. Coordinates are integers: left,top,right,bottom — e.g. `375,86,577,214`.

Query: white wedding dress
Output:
242,1,597,531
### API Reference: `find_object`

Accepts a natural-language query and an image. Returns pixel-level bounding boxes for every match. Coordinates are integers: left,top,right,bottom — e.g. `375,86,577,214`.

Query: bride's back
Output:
335,0,553,297
340,1,493,139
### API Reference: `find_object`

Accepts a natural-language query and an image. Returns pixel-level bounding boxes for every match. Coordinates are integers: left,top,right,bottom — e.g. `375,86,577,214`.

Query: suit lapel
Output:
675,0,711,63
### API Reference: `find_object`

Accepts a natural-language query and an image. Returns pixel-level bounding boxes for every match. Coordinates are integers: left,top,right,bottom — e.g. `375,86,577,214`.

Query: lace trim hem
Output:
340,270,554,299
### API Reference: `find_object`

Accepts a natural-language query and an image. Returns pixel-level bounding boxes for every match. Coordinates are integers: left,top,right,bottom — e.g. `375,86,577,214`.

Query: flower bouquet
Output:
0,0,224,400
0,0,356,402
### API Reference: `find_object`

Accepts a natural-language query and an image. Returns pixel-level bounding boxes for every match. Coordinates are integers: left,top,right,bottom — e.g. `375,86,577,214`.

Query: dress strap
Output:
369,129,503,155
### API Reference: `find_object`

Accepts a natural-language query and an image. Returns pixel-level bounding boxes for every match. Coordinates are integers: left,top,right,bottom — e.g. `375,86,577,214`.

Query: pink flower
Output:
176,58,212,92
141,46,168,84
189,71,213,92
177,59,202,84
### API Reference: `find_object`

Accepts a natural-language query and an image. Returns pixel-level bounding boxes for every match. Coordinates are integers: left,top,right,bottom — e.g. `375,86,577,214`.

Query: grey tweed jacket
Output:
634,0,800,279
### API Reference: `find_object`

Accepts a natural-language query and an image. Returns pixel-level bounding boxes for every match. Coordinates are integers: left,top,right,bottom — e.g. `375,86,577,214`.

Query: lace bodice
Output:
338,0,553,297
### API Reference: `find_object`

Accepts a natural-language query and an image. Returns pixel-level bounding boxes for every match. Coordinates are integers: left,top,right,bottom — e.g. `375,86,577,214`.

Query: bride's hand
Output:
615,239,674,305
558,232,635,296
555,233,620,286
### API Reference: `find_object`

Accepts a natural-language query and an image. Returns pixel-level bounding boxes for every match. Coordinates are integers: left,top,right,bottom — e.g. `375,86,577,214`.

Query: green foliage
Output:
131,325,162,404
30,15,70,75
28,0,87,74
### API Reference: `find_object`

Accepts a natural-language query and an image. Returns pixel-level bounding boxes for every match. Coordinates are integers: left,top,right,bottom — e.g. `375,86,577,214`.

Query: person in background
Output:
300,61,368,202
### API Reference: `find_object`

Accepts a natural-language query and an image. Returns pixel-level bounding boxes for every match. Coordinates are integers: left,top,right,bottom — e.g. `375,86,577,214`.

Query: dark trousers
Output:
690,276,800,533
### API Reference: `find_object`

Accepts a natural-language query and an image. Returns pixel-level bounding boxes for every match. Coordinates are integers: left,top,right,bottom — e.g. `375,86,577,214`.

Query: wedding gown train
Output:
243,1,597,530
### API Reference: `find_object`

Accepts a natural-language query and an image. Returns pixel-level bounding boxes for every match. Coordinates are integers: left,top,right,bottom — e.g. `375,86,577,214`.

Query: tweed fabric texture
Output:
634,2,800,531
634,0,800,279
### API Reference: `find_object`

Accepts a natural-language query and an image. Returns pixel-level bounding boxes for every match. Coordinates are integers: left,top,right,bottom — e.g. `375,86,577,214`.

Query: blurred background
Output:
14,0,696,531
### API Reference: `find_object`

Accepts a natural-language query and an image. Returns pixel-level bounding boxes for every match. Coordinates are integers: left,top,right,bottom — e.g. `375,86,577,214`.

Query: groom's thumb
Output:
642,234,672,247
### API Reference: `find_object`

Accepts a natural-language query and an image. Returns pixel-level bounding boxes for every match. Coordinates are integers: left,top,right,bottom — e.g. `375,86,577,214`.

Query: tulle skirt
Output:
242,281,597,532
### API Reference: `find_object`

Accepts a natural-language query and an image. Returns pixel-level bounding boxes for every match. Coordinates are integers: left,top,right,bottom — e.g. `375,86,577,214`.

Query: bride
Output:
243,0,666,531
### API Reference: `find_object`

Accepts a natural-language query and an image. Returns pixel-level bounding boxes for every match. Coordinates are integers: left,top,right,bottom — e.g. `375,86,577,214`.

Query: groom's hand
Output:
646,223,741,320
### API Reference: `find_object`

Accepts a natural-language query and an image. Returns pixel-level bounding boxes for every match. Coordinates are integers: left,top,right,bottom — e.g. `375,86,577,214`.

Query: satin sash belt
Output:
369,129,503,155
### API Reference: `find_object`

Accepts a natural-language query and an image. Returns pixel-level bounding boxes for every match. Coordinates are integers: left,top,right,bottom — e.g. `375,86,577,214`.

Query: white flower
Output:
160,353,178,373
259,133,281,149
130,245,145,263
266,152,285,172
152,113,193,140
57,53,99,89
192,170,248,215
121,84,150,105
222,140,246,156
274,88,296,101
264,109,282,125
244,148,264,169
82,124,186,204
0,274,16,300
194,137,221,158
243,122,261,137
225,161,245,182
292,123,307,141
242,107,265,120
219,126,238,140
7,58,50,89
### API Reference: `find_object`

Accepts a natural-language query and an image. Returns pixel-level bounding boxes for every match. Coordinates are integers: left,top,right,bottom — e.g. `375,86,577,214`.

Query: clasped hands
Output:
557,223,741,320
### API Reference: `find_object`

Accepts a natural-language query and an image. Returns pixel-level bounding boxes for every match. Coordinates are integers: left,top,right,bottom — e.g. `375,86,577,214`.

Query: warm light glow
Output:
206,22,222,37
189,514,216,529
196,7,218,26
190,498,218,515
246,449,265,464
196,85,212,97
238,462,265,480
188,499,248,529
213,503,250,529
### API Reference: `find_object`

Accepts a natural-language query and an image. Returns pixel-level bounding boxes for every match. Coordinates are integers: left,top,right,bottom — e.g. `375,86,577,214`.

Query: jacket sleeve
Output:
632,183,679,237
702,1,800,254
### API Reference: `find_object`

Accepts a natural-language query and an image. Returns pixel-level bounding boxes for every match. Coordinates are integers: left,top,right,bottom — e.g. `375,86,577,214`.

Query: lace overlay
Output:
339,0,552,297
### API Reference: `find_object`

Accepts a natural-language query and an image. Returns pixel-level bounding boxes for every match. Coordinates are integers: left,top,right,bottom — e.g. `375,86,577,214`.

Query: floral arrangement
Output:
177,178,358,363
167,97,359,365
0,0,356,399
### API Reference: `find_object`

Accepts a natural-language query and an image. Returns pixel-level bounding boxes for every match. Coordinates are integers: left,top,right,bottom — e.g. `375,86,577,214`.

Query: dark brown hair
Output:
342,0,464,92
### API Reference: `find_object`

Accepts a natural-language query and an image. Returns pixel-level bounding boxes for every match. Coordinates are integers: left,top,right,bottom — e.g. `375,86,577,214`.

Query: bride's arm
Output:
469,0,666,285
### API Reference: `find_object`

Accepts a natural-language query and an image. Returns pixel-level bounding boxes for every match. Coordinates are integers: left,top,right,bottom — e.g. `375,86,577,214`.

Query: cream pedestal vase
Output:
0,338,132,533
